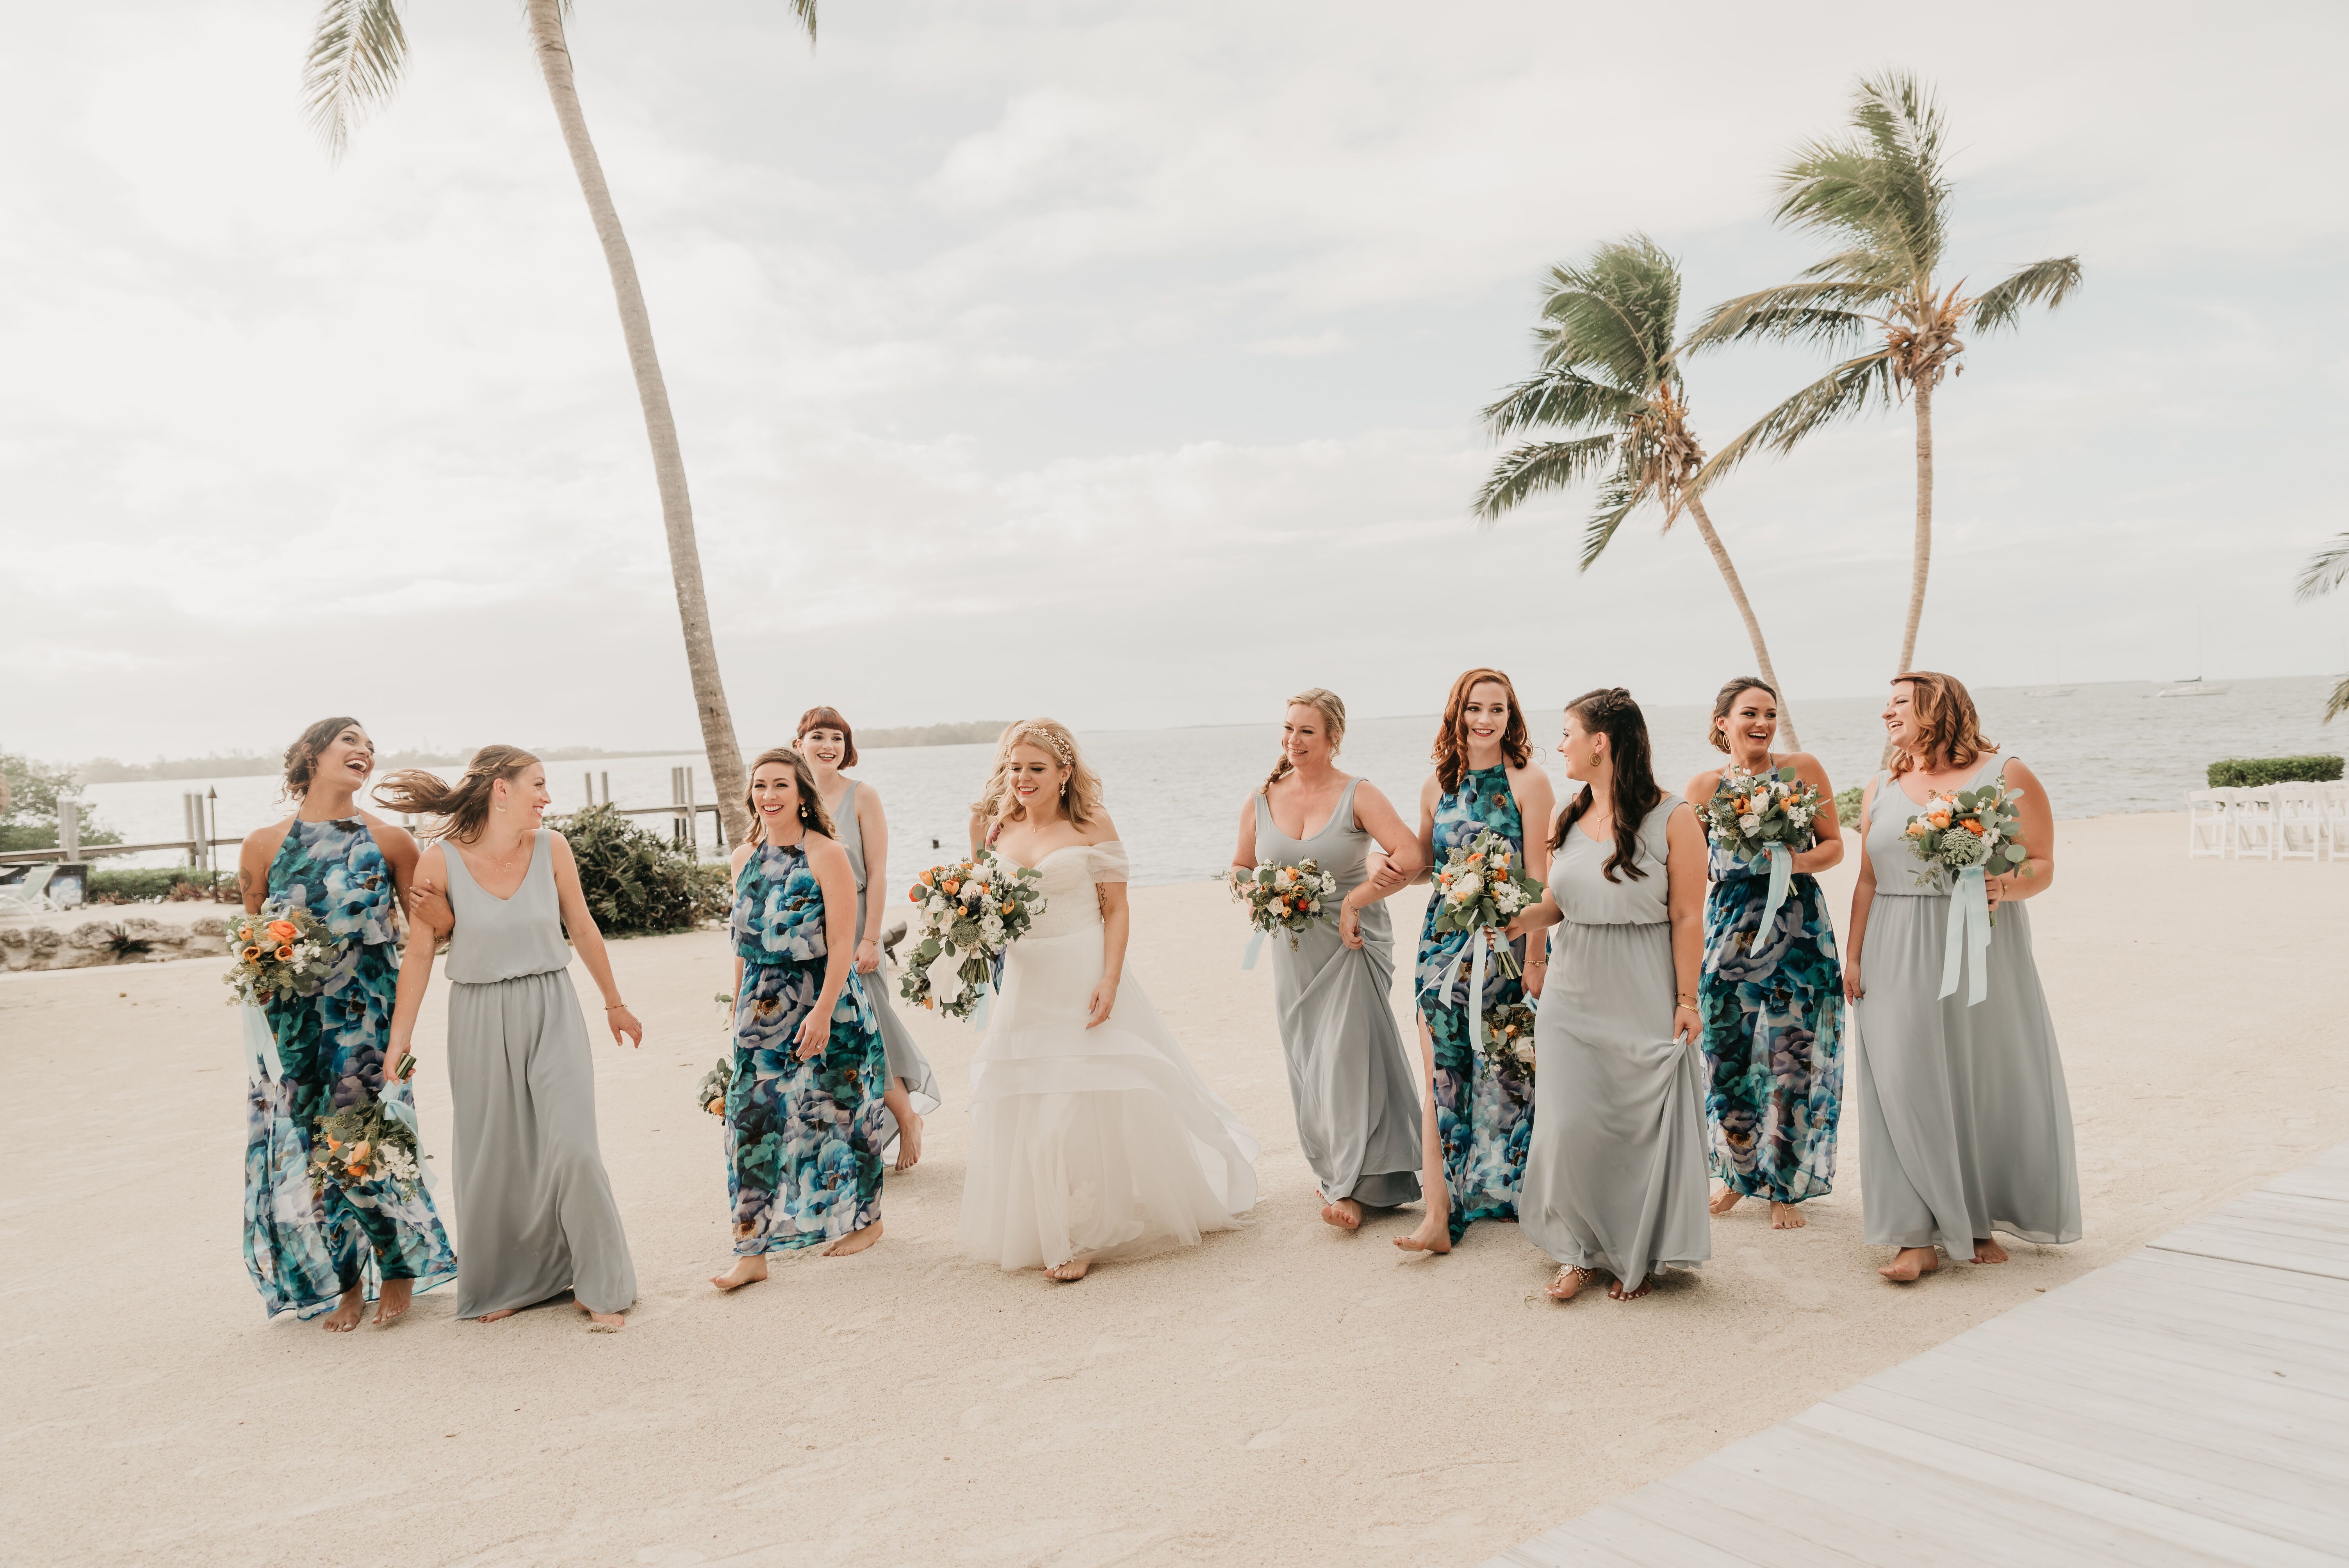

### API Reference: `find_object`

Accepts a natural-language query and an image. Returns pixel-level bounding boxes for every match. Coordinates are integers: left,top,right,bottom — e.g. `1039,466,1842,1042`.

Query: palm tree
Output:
1475,235,1804,747
301,0,809,843
1682,71,2082,677
2296,534,2349,722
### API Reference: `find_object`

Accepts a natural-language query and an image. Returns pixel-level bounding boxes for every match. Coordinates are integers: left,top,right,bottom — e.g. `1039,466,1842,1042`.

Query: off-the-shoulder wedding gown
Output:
957,840,1260,1270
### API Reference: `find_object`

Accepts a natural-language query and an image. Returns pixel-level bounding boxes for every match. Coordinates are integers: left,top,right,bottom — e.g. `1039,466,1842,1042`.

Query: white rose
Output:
1451,871,1483,901
1739,814,1761,833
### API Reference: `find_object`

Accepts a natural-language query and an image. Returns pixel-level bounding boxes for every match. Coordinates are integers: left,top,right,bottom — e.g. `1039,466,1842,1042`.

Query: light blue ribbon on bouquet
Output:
1419,929,1494,1057
1937,864,1993,1007
1241,928,1267,970
1752,842,1793,939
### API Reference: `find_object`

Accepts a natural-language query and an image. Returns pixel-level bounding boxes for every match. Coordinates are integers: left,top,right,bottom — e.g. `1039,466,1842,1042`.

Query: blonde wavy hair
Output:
970,718,1104,831
1887,671,1996,777
1264,688,1346,792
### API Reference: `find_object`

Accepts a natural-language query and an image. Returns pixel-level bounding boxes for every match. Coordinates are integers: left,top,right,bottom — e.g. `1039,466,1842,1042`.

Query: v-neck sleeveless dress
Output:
243,816,457,1319
1254,778,1421,1207
833,779,941,1154
1520,796,1710,1285
440,830,637,1317
1852,754,2080,1254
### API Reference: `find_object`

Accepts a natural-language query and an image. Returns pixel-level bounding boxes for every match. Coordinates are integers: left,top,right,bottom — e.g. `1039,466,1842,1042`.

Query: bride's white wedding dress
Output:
957,840,1260,1270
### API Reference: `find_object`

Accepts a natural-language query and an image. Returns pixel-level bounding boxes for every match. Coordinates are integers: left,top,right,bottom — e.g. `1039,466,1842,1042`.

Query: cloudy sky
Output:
5,0,2346,761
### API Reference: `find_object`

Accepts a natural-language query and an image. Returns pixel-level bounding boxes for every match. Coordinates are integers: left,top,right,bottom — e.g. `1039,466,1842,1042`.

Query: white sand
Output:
5,812,2346,1566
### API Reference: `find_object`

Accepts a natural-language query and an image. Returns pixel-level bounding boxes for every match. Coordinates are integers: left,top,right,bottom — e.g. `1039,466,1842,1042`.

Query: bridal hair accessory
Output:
1008,723,1072,764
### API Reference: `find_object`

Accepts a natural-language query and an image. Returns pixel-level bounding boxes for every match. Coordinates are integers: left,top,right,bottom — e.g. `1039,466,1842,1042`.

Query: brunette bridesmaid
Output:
1682,677,1845,1229
1229,688,1424,1229
1847,672,2079,1282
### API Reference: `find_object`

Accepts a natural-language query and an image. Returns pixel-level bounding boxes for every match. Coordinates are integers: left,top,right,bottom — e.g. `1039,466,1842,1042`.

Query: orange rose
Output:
275,945,295,961
240,945,262,962
1960,820,1984,836
347,1162,368,1181
265,919,298,943
349,1140,371,1162
1928,809,1952,829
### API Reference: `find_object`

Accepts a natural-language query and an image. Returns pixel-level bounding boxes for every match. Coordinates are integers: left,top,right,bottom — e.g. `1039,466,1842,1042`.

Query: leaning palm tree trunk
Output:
1899,374,1935,675
524,0,748,843
1683,495,1800,749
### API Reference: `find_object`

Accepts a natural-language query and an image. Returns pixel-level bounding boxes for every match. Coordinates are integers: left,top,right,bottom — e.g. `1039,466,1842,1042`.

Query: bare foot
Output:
1392,1213,1452,1254
1770,1202,1806,1230
892,1113,924,1174
710,1256,769,1292
574,1302,627,1332
824,1219,884,1258
320,1288,365,1333
477,1308,519,1322
1607,1274,1654,1302
1973,1237,2009,1264
1545,1266,1592,1301
1878,1246,1940,1282
1320,1198,1363,1231
1043,1255,1094,1282
371,1278,415,1327
1709,1187,1743,1217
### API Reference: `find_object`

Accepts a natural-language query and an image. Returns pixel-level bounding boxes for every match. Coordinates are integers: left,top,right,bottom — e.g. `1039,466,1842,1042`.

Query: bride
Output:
957,719,1259,1282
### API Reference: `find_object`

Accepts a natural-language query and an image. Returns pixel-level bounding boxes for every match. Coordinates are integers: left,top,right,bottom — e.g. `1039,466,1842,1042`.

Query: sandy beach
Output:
5,811,2346,1567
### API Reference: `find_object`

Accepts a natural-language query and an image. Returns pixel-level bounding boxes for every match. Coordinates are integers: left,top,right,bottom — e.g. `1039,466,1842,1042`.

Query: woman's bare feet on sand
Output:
824,1220,883,1258
1546,1266,1593,1301
371,1278,415,1327
1972,1237,2009,1264
573,1301,626,1331
320,1287,366,1333
477,1308,519,1322
891,1111,924,1174
1607,1274,1654,1302
1321,1198,1363,1231
1709,1187,1742,1217
1043,1254,1094,1282
1879,1246,1940,1282
1392,1212,1451,1254
710,1256,769,1292
1770,1202,1806,1229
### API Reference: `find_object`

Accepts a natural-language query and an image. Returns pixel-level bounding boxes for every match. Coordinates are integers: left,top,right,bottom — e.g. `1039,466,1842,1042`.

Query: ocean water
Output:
71,675,2345,888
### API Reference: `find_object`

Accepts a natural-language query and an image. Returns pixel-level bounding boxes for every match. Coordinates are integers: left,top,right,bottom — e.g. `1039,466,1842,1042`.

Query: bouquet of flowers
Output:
1482,1000,1538,1082
308,1097,422,1198
697,1056,734,1117
1229,858,1340,955
1700,765,1823,862
1428,829,1543,980
222,906,338,1007
899,853,1048,1021
1902,781,2032,893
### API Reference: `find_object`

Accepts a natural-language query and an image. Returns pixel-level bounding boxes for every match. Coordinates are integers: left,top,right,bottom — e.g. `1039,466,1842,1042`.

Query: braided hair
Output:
1264,688,1346,793
1549,687,1662,883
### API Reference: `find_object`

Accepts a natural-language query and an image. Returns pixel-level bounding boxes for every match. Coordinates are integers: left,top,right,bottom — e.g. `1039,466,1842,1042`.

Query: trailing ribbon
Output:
1937,864,1993,1007
1755,842,1793,939
1419,930,1495,1057
1241,928,1267,970
241,1002,281,1084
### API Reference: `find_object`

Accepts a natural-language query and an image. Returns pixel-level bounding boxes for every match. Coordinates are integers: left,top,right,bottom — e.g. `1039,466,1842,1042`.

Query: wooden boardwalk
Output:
1486,1142,2349,1567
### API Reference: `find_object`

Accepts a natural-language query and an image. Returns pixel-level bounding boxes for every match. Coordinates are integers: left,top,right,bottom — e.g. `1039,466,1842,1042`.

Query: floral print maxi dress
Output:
244,818,457,1319
1697,831,1843,1205
1414,763,1535,1241
725,840,890,1253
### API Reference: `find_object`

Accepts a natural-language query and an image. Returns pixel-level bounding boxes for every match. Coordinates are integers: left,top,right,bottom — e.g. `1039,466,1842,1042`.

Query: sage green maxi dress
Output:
834,780,941,1158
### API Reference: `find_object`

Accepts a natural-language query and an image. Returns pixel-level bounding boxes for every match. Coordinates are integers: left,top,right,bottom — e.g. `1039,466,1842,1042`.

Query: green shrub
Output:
91,868,232,904
550,804,726,937
1834,784,1864,824
2206,755,2344,788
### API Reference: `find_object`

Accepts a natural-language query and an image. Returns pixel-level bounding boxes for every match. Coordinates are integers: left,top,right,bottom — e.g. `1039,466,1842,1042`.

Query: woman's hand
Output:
406,877,452,938
606,1003,643,1049
1674,1003,1700,1045
387,1029,419,1082
1337,900,1363,950
794,1009,831,1061
854,937,881,975
1085,977,1117,1029
1843,960,1864,1003
1982,872,2006,914
1521,956,1546,1001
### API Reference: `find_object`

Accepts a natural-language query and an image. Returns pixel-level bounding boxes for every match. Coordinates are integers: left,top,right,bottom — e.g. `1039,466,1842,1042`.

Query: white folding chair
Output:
0,864,58,914
2322,786,2349,863
2184,789,2231,859
2274,783,2325,861
2229,787,2278,860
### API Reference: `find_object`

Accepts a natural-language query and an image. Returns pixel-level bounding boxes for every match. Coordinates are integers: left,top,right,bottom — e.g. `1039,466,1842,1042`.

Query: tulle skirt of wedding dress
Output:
957,925,1259,1271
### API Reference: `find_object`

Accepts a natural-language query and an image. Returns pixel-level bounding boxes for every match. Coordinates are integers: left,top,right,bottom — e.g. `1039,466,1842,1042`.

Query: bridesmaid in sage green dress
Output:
1369,668,1554,1255
1847,672,2078,1283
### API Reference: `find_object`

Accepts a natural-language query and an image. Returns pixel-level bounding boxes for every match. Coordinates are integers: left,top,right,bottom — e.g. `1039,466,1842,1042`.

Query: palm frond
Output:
1689,349,1898,491
1532,235,1682,396
1472,437,1619,524
786,0,818,44
303,0,410,159
1479,370,1643,440
1971,256,2083,333
2326,675,2349,724
1578,466,1646,570
1773,71,1950,286
2296,533,2349,601
1680,282,1890,354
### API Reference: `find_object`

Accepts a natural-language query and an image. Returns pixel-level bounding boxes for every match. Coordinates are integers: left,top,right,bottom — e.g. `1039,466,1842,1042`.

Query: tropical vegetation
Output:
2296,534,2349,722
552,804,730,936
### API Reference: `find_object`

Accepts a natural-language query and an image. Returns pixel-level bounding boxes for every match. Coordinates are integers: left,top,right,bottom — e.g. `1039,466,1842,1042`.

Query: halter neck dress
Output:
832,779,941,1153
1254,778,1420,1208
1520,795,1710,1285
440,830,636,1318
243,816,456,1319
1852,754,2079,1255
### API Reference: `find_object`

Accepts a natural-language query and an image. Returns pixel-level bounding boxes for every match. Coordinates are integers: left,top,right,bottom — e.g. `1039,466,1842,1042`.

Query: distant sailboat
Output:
2152,609,2231,697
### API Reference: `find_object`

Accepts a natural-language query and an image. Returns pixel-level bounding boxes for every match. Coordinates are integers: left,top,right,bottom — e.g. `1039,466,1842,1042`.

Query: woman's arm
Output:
856,787,890,974
1844,779,1880,1001
967,810,988,857
1085,814,1127,1029
1510,765,1558,998
1784,751,1844,875
547,833,642,1048
1365,775,1440,896
1334,781,1418,952
802,837,858,1060
238,822,291,914
386,844,447,1075
1988,758,2056,907
1228,792,1258,877
1665,802,1706,1044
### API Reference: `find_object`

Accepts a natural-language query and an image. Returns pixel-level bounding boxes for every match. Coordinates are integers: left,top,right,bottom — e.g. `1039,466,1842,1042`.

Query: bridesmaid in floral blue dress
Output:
1371,669,1555,1253
1683,679,1846,1229
235,717,456,1331
710,747,892,1290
